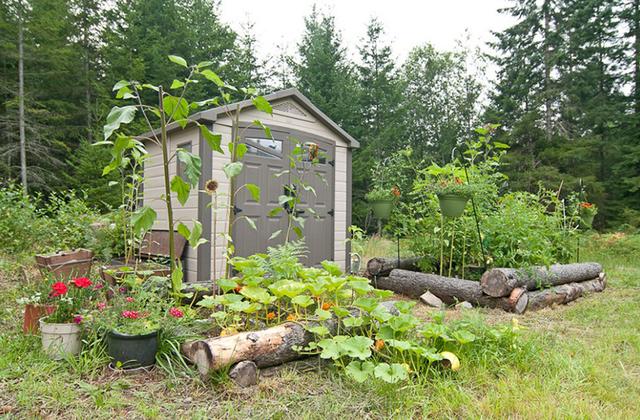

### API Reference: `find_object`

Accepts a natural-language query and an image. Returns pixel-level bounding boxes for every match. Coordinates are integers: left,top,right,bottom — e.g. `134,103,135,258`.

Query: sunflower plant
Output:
98,55,274,300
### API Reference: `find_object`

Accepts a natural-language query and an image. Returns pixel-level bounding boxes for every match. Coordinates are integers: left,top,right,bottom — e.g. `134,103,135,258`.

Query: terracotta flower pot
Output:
437,193,470,218
23,304,56,334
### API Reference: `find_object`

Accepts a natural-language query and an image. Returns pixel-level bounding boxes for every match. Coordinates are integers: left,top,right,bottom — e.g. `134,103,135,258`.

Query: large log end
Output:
480,268,518,297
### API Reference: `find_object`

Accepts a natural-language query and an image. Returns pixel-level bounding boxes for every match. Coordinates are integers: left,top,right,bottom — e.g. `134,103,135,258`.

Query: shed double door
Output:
233,127,334,266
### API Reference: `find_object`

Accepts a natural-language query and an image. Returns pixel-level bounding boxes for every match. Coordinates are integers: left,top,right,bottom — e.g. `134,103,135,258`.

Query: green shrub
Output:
0,184,101,257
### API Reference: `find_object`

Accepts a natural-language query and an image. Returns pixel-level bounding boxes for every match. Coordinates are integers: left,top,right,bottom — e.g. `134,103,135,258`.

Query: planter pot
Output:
35,249,93,281
437,193,470,218
580,213,595,228
39,318,82,359
100,262,170,286
371,199,394,220
23,304,55,334
107,330,159,369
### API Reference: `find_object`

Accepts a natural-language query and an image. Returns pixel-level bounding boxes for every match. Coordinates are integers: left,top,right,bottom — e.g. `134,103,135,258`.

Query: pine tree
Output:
293,7,359,132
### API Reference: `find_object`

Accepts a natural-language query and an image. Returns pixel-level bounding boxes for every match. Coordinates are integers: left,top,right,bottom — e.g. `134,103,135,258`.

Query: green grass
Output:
1,233,639,418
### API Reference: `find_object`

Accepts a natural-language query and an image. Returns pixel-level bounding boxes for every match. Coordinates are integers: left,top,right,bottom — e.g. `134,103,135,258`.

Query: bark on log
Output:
375,269,528,314
525,274,606,311
182,301,400,376
480,262,603,297
366,257,424,278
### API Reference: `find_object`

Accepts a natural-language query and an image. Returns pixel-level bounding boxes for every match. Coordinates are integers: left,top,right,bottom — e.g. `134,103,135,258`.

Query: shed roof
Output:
143,88,359,148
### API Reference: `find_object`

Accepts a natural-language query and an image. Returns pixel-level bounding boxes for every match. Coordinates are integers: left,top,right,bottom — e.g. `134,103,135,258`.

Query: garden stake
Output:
439,215,444,276
448,228,456,278
454,147,488,271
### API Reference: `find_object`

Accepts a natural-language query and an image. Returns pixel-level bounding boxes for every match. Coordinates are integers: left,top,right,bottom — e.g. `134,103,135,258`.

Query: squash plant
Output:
197,240,524,384
99,55,272,299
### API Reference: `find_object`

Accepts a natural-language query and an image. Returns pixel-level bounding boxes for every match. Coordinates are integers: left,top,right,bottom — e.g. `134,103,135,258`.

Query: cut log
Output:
183,301,400,376
366,256,425,278
376,269,528,314
229,360,258,387
480,262,603,297
525,275,606,311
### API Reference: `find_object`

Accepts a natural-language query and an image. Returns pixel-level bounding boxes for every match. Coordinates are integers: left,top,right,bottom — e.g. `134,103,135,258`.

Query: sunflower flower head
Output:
204,179,219,195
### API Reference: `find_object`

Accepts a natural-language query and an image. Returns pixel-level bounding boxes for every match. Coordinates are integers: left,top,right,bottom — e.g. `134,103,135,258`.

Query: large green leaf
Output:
200,69,224,87
170,175,191,205
131,206,157,235
177,221,208,249
199,125,223,153
252,96,272,115
223,162,243,179
240,286,271,303
245,183,261,202
176,149,201,186
318,336,348,360
168,55,187,68
342,336,373,360
252,120,272,138
104,106,136,140
268,280,305,298
163,95,189,125
373,362,409,383
345,361,375,383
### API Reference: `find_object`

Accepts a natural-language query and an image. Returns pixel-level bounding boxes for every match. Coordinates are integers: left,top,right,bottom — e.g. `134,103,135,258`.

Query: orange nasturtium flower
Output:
321,302,333,310
234,285,243,293
391,185,401,197
579,202,593,209
455,177,464,185
374,339,385,351
286,313,297,321
266,312,276,320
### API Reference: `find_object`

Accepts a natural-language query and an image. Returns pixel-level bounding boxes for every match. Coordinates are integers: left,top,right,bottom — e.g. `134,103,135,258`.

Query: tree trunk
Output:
18,11,27,192
375,269,528,313
480,262,603,297
525,273,606,311
366,256,424,277
183,301,400,376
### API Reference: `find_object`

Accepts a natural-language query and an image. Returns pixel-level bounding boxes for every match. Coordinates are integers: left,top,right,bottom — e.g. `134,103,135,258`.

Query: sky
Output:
219,0,515,67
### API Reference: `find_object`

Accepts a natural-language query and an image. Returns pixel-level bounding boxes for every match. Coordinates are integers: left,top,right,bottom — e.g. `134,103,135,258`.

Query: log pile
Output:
371,262,605,314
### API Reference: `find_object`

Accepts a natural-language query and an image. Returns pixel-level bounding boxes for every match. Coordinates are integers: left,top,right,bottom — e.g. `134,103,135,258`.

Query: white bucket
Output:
39,317,82,359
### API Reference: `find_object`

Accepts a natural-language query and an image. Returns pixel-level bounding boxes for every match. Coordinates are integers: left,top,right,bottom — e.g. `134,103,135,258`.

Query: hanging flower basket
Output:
371,199,394,220
437,193,469,218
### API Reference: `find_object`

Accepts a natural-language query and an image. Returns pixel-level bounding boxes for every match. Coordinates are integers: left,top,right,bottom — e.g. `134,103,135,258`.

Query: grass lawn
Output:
1,233,639,418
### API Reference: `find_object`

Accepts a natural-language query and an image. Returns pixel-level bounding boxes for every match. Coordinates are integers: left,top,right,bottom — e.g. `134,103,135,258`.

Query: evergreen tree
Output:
293,7,359,132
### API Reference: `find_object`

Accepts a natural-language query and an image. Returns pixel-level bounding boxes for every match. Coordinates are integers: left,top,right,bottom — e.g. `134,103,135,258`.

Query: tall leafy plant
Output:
99,55,272,298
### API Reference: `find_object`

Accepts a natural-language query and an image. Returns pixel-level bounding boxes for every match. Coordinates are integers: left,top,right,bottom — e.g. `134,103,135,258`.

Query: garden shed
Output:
142,88,359,283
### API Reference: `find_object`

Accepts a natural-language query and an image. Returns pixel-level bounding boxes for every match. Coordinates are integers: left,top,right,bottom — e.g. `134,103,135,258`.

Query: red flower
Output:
125,297,134,303
73,315,83,324
51,282,68,297
71,277,92,288
121,310,140,319
169,307,184,318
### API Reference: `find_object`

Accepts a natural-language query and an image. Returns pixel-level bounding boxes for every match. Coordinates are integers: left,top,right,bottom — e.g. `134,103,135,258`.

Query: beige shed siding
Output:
216,98,349,272
143,127,200,282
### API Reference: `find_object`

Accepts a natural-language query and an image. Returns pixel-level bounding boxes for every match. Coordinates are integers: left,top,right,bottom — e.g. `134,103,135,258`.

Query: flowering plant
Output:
423,162,476,197
44,277,99,324
365,186,401,202
578,201,597,217
94,279,187,335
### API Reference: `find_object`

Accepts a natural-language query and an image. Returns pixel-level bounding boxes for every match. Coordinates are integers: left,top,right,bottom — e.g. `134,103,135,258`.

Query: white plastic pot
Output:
39,317,82,359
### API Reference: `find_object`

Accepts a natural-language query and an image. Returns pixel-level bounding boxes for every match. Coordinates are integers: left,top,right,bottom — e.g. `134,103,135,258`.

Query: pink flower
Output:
73,315,83,324
125,297,134,303
169,307,184,318
94,283,104,290
97,302,106,311
121,310,140,319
